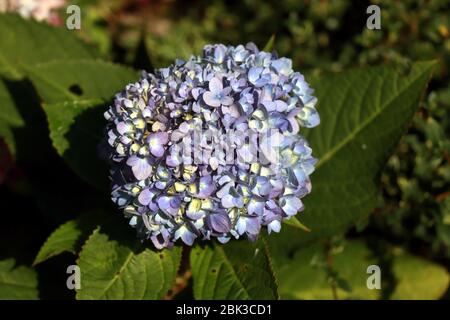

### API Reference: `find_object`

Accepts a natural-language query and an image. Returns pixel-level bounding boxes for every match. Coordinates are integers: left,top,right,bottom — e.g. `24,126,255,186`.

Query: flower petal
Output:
128,157,152,180
203,91,221,107
208,77,223,93
138,188,154,206
208,212,232,233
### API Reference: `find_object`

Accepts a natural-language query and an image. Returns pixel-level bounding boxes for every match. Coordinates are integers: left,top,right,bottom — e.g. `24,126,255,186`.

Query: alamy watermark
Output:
366,264,381,290
366,5,381,30
164,126,289,168
66,5,80,30
66,265,81,290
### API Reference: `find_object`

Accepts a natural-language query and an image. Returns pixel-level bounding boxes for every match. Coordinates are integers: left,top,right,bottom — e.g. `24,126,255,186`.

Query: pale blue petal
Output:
203,91,221,107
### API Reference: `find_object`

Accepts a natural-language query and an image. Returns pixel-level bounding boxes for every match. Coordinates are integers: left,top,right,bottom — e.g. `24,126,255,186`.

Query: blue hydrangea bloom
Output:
104,43,320,249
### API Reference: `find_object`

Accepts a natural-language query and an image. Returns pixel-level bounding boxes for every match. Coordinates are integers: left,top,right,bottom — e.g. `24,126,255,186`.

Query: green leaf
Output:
391,251,450,300
275,241,379,300
26,60,138,104
0,77,51,161
33,214,100,266
0,259,38,300
0,78,24,156
190,240,278,300
293,61,436,244
262,34,276,52
283,216,311,232
267,62,437,298
0,13,98,79
275,240,449,300
29,60,138,188
0,13,100,158
76,227,182,300
43,99,109,189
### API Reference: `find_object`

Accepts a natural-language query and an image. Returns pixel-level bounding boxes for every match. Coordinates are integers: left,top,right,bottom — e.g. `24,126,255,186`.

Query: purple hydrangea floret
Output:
104,43,320,249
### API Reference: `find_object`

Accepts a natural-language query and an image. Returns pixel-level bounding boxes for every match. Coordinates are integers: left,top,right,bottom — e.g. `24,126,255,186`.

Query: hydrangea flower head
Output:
104,43,320,249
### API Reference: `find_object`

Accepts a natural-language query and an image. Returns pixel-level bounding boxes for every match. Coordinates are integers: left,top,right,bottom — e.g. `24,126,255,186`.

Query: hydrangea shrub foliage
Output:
104,43,320,248
0,14,442,300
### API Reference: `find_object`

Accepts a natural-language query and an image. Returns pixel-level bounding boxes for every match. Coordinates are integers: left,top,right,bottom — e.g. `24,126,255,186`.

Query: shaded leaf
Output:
0,13,98,79
26,60,138,104
26,60,138,188
0,138,12,184
0,13,101,159
0,77,52,161
0,259,38,300
391,251,450,300
275,241,379,300
275,240,449,300
291,61,436,244
43,99,109,189
34,214,101,266
0,78,23,156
